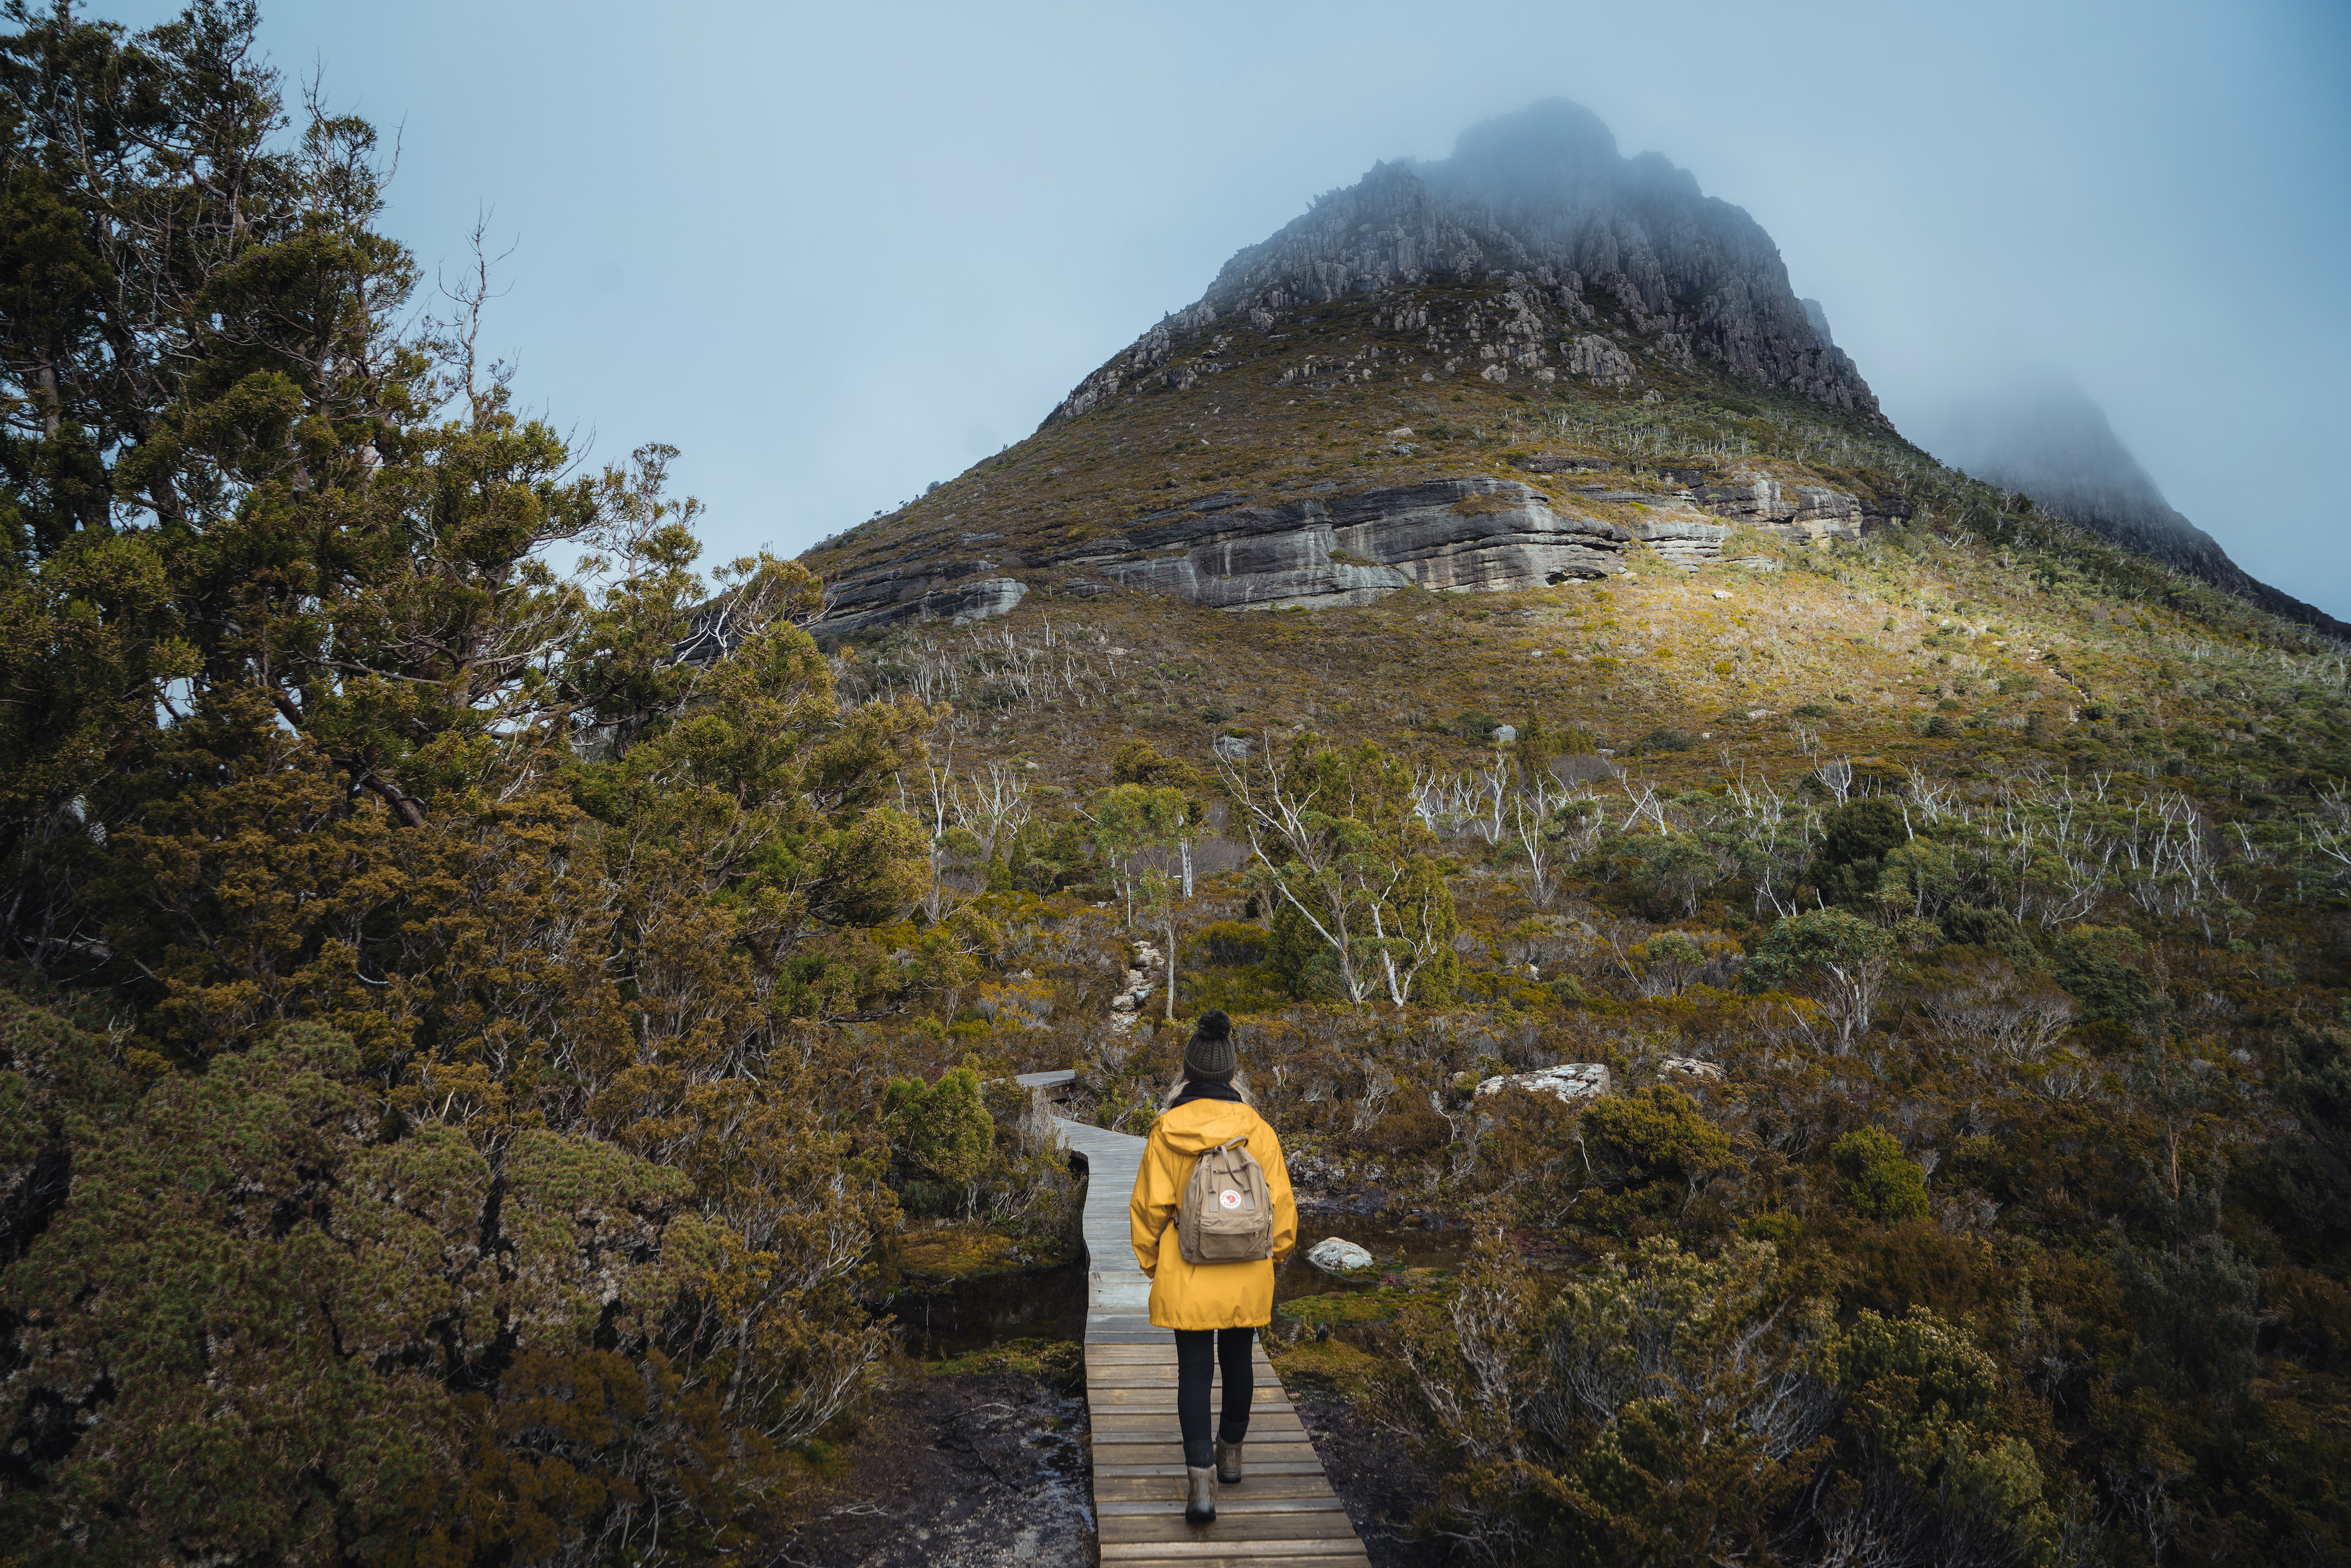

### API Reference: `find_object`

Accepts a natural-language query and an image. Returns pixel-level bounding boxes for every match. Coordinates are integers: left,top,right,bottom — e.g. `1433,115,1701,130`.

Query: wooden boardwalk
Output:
1050,1102,1370,1567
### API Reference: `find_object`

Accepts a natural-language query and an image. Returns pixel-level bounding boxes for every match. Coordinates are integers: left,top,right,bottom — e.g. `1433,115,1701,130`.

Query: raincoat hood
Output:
1151,1098,1266,1158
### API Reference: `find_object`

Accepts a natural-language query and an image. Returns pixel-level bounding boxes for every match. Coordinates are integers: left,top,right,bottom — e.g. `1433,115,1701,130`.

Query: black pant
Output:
1173,1326,1254,1469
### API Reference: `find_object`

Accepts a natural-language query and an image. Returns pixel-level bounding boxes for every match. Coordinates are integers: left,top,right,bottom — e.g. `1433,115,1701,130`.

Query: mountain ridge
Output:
1915,375,2348,637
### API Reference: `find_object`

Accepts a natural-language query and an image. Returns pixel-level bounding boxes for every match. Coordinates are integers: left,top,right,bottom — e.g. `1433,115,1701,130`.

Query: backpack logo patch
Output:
1219,1189,1243,1210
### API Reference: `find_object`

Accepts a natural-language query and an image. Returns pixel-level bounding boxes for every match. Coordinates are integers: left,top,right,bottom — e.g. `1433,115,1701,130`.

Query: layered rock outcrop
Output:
1052,480,1630,608
816,571,1029,636
806,470,1906,634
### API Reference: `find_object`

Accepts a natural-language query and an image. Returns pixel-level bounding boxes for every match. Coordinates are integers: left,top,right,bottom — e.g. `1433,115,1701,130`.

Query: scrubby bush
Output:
2049,924,2159,1025
1810,797,1908,910
1829,1126,1932,1220
0,1004,888,1561
1200,920,1271,965
885,1062,995,1196
1578,1084,1745,1232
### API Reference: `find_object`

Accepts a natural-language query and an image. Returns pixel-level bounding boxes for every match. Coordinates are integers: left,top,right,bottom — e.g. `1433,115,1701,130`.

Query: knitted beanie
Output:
1182,1010,1236,1081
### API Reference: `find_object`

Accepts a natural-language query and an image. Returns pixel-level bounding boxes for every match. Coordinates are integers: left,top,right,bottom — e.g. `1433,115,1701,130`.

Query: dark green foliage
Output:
1267,898,1324,999
1446,709,1500,741
1829,1309,2056,1561
1513,712,1561,782
1200,920,1271,966
2245,1023,2351,1249
2050,924,2159,1025
1007,816,1094,894
1938,902,2038,969
0,1003,778,1563
1810,796,1907,910
2116,1175,2258,1410
1634,724,1695,753
1603,831,1737,918
1828,1126,1932,1221
2279,1023,2351,1171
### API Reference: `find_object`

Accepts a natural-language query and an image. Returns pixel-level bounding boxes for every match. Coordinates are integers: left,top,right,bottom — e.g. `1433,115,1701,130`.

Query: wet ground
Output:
1276,1210,1474,1308
767,1369,1093,1568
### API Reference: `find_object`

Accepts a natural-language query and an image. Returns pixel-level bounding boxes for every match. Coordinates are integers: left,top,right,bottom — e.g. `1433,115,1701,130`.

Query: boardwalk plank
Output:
1102,1514,1366,1542
1101,1498,1350,1516
1105,1551,1373,1561
1097,1478,1340,1502
1081,1439,1326,1448
1094,1461,1330,1479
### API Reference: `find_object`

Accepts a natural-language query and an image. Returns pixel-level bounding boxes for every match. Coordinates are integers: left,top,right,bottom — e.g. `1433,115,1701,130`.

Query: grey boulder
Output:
1305,1238,1378,1275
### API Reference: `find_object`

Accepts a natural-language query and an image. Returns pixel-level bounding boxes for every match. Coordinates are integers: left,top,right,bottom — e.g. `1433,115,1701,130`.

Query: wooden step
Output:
1101,1512,1369,1542
1097,1476,1341,1502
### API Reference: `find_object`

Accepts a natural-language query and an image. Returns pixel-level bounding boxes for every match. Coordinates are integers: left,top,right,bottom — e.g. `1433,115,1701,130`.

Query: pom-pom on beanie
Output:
1182,1010,1236,1082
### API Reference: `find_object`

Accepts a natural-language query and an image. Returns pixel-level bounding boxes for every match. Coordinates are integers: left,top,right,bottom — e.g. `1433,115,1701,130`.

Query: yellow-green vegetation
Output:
1265,1332,1389,1403
1276,1269,1453,1328
914,1337,1083,1388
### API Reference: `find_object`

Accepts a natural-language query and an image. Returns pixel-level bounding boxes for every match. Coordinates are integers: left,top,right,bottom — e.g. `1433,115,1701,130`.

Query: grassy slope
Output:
804,287,2346,796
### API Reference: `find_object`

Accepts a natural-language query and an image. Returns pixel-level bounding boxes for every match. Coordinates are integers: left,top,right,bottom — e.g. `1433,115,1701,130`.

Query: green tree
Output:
1221,735,1450,1008
1743,907,1928,1052
1579,1084,1744,1230
1809,797,1909,911
0,11,927,1556
2048,924,2159,1025
2259,1021,2351,1247
1830,1309,2058,1564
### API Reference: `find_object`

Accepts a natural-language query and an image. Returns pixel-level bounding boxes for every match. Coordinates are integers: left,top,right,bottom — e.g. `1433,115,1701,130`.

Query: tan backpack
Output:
1177,1136,1275,1264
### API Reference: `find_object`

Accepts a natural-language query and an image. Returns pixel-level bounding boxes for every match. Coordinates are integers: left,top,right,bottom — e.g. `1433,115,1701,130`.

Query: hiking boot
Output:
1216,1437,1244,1486
1184,1464,1217,1523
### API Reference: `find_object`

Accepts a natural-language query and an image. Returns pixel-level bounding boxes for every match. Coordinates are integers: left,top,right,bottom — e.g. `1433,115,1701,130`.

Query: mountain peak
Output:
1113,99,1880,425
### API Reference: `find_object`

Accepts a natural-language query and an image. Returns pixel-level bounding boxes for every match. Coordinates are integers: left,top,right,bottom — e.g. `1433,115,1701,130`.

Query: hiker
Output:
1127,1009,1298,1524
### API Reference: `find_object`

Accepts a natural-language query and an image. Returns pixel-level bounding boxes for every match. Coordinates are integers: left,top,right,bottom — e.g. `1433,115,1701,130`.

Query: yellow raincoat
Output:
1128,1097,1298,1330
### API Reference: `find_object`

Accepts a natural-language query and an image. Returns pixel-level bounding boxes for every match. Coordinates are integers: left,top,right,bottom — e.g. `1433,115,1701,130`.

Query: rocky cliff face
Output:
1914,375,2347,638
1049,101,1881,429
810,469,1907,630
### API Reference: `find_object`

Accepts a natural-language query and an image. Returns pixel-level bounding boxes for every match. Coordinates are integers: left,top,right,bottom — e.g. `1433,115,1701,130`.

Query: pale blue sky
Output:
104,0,2351,617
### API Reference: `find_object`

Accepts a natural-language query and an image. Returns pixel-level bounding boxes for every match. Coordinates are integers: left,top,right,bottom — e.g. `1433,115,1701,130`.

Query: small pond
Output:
883,1258,1088,1362
1276,1212,1473,1307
